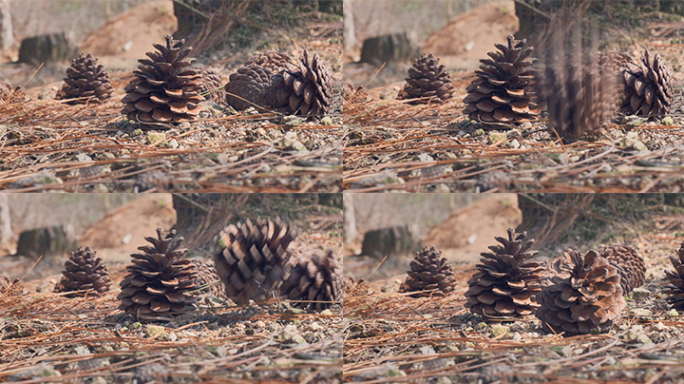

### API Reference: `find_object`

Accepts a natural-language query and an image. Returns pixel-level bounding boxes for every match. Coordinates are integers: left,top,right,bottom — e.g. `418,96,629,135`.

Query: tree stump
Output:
361,226,422,258
15,226,76,259
18,33,77,65
359,32,419,66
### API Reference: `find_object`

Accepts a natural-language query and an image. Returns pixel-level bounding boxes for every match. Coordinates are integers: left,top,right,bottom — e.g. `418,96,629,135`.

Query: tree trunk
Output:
343,0,355,52
0,0,13,52
343,194,357,244
0,194,10,244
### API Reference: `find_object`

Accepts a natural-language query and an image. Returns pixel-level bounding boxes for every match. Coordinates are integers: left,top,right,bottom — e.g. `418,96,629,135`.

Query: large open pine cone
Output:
55,246,112,297
463,35,539,124
399,246,456,297
245,51,294,72
121,35,204,124
663,241,684,309
281,250,342,310
398,53,454,104
598,244,645,295
56,53,113,104
465,228,544,319
118,228,199,319
213,218,296,305
224,65,273,111
622,49,674,118
536,249,626,335
263,49,333,117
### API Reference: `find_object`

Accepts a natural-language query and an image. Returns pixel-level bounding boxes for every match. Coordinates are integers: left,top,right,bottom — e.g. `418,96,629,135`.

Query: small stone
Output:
291,140,307,151
624,115,645,127
488,132,508,146
630,287,650,302
147,132,167,146
668,309,679,317
471,128,485,137
519,121,532,129
475,322,487,331
76,153,92,162
91,377,107,384
491,324,509,338
168,139,179,149
145,325,166,339
281,115,304,127
320,116,333,126
661,116,674,125
178,121,191,129
637,334,652,344
631,308,652,317
436,377,453,384
168,332,177,342
130,128,143,137
510,138,520,149
419,346,436,355
418,153,434,162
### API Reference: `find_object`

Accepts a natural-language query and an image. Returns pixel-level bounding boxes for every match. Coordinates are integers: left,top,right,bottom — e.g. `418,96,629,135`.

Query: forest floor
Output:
343,205,684,383
0,2,343,193
343,6,684,193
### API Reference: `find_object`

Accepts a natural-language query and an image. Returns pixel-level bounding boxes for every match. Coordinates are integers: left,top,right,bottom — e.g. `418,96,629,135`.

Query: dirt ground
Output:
343,202,684,383
343,3,684,193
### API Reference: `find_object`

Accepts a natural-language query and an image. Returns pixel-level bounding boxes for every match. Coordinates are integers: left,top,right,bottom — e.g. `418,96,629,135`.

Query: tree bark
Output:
0,0,14,52
343,0,355,52
0,194,10,244
343,194,357,244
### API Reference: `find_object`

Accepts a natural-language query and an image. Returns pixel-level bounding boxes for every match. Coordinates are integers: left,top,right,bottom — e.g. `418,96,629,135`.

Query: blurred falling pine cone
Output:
245,51,294,72
56,53,113,104
399,246,456,297
121,35,204,124
398,53,454,104
55,246,111,297
281,250,342,310
536,249,626,335
598,244,645,295
465,228,544,319
213,218,296,305
463,35,539,125
199,69,226,104
622,49,674,118
263,49,333,117
189,258,225,298
224,65,273,111
118,228,200,319
663,241,684,309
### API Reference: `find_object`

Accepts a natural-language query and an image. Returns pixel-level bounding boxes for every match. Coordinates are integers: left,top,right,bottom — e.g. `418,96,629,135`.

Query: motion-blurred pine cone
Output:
598,244,645,295
118,228,199,319
263,49,333,117
281,250,342,310
622,49,674,118
121,35,204,124
465,228,544,319
199,69,226,104
56,53,113,104
399,246,456,297
189,258,225,298
463,35,539,124
55,246,111,297
398,53,454,104
663,241,684,309
213,218,296,305
224,65,273,111
245,51,294,72
536,249,626,335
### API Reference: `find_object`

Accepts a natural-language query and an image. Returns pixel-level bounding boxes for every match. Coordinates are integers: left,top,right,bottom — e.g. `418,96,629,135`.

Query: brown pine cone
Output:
399,246,456,297
55,246,112,297
398,53,454,104
189,258,225,298
622,49,674,118
245,51,294,72
57,53,113,104
199,69,226,104
281,250,342,310
664,241,684,309
224,65,273,111
597,244,645,295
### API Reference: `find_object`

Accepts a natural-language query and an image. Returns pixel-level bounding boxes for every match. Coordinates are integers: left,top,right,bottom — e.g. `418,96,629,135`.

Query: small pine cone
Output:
245,51,294,72
0,276,21,297
598,244,645,295
465,228,544,319
55,246,112,297
118,228,199,319
622,49,674,118
399,246,456,297
463,35,539,124
189,258,225,298
224,65,273,111
663,241,684,309
263,49,333,117
398,53,454,104
56,53,113,104
199,69,226,104
343,274,358,295
121,35,205,124
213,218,296,305
281,250,342,310
0,82,23,104
536,249,626,335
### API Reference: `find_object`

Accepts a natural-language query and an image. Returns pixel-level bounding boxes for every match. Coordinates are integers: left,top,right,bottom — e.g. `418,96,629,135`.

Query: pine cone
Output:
463,35,539,124
224,65,273,111
464,228,544,319
121,35,204,124
55,246,112,297
0,276,20,297
118,228,199,319
56,53,113,104
245,51,294,72
343,274,358,295
213,218,296,305
598,244,645,295
536,249,626,335
622,49,674,118
0,82,23,104
398,53,454,104
399,246,456,297
281,250,342,310
199,69,225,104
189,258,225,298
663,241,684,309
263,50,333,117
